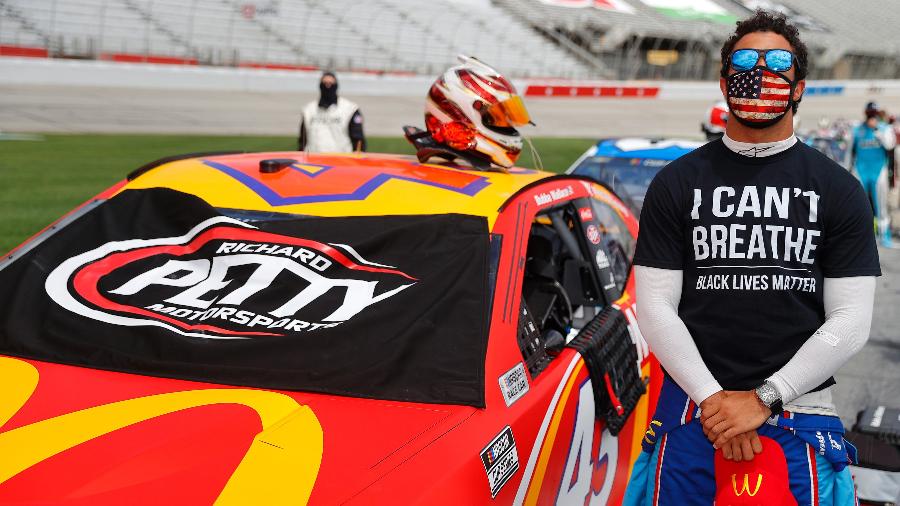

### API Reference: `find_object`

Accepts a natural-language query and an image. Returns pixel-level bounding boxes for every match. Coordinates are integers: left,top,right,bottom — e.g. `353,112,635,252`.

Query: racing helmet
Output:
425,55,531,168
701,101,729,141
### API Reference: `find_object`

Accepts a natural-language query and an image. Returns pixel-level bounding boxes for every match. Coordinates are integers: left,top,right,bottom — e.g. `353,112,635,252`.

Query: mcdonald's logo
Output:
731,473,763,497
642,419,662,445
0,357,324,504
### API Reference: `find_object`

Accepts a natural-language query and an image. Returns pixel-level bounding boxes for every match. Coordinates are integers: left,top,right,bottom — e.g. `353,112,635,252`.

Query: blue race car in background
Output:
566,138,703,214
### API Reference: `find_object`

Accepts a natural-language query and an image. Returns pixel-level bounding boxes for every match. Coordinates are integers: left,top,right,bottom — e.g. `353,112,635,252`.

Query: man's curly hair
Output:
720,10,808,111
720,10,808,80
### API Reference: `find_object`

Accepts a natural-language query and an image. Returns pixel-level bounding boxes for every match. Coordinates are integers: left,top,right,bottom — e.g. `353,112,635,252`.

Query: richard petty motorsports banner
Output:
0,189,491,407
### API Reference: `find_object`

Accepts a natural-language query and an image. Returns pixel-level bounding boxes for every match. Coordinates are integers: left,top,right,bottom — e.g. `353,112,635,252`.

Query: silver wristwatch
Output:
754,381,783,415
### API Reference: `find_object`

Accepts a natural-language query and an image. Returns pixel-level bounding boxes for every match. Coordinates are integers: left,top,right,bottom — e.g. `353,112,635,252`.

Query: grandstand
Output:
1,0,899,79
499,0,900,80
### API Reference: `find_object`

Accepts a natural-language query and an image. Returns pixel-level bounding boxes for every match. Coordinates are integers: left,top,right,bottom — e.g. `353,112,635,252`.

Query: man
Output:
298,72,366,153
851,102,895,245
624,11,880,505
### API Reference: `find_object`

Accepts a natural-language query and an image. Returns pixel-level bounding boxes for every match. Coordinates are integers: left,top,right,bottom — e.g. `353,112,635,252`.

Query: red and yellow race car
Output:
0,148,661,504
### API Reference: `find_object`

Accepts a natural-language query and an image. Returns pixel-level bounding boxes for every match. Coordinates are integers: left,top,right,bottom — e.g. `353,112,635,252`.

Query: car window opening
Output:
518,204,607,378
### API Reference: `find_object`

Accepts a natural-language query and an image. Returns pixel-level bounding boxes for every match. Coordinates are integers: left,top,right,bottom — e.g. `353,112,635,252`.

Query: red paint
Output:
0,404,259,504
524,85,660,98
0,45,49,58
100,53,198,66
239,62,319,72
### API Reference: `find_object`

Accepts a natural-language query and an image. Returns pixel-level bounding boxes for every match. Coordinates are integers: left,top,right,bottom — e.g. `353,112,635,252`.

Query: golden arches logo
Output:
731,473,763,497
642,419,662,446
0,357,323,505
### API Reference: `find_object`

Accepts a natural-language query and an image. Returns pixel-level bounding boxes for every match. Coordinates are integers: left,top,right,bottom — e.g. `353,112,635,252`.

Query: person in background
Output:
701,101,728,141
887,114,897,189
298,72,366,153
851,101,895,245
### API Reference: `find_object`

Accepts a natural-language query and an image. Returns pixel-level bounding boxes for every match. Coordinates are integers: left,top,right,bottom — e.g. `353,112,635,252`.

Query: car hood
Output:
0,355,474,504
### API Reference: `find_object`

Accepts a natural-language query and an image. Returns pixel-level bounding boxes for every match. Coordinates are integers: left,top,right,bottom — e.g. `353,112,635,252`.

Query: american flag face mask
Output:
725,66,796,129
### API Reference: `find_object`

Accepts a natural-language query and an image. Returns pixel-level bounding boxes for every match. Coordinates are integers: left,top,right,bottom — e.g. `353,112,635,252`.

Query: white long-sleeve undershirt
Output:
766,276,875,404
635,266,722,404
635,266,875,409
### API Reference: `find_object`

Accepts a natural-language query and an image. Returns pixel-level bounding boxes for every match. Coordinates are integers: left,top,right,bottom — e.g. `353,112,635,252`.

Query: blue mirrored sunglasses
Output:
730,48,794,72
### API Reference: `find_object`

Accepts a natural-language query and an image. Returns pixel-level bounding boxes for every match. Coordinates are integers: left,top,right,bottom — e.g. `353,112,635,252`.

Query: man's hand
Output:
718,430,763,461
701,390,771,449
699,390,727,415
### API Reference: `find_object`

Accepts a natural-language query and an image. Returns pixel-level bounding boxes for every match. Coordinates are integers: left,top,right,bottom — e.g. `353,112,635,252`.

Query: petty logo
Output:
45,217,417,339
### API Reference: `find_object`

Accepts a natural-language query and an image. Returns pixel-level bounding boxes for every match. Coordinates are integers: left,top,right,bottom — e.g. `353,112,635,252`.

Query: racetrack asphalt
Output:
1,83,897,425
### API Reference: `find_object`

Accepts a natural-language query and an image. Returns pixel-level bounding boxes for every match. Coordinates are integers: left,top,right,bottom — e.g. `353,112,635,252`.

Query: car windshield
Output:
571,156,671,213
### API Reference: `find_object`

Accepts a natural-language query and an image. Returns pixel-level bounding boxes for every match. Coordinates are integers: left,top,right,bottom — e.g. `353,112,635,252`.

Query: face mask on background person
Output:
319,73,338,108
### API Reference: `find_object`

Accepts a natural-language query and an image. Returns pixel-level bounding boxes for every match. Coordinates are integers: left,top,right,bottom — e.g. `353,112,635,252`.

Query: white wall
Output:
5,57,900,100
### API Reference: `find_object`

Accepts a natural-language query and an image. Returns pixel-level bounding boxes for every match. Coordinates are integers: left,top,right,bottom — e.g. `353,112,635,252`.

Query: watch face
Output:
756,384,778,406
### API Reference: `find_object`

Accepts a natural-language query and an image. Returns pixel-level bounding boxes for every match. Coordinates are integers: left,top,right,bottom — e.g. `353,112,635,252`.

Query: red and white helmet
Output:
702,101,729,140
425,55,531,168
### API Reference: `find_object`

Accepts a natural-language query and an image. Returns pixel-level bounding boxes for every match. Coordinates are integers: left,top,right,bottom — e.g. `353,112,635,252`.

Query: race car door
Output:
486,178,653,505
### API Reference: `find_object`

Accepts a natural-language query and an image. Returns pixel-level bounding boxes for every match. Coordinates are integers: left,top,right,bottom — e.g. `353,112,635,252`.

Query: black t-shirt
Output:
635,139,881,392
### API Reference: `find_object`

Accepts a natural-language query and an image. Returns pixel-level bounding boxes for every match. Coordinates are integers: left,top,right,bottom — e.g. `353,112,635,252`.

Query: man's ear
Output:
720,78,728,99
793,80,805,102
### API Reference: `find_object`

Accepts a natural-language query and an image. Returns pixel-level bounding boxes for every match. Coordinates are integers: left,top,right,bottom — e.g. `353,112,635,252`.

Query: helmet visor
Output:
485,95,531,128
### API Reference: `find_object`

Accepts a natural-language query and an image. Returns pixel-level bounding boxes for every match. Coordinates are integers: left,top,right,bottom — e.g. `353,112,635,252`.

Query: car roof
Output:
122,151,553,229
591,137,704,161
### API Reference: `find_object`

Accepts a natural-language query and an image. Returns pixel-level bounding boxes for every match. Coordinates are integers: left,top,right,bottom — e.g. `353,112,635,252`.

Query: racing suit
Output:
851,121,895,244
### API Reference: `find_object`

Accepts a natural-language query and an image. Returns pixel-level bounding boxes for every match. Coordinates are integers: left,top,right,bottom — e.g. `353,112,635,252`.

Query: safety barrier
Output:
3,54,900,100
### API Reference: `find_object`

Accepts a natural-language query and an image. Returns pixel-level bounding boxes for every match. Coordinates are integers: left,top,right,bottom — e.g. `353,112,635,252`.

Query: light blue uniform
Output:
851,123,892,244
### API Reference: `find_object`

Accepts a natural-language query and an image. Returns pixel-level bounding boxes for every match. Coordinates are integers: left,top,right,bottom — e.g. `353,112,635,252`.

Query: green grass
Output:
0,134,594,253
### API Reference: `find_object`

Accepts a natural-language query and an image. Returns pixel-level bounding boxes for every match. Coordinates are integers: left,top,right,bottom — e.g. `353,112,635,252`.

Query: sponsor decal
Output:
642,419,663,446
44,217,416,340
556,380,618,504
595,249,610,270
499,363,530,407
533,185,574,206
481,426,520,498
586,225,602,244
579,207,594,222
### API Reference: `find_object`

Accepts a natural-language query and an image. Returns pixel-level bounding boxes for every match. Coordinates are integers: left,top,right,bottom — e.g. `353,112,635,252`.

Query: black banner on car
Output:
0,188,491,407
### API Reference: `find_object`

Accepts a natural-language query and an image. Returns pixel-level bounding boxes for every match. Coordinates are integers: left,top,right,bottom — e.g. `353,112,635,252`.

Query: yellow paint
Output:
216,406,323,505
0,358,323,505
523,360,585,505
122,157,548,230
0,357,38,429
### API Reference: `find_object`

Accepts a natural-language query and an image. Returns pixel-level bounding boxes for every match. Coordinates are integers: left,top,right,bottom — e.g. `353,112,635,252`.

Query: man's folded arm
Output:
766,276,876,404
635,265,722,404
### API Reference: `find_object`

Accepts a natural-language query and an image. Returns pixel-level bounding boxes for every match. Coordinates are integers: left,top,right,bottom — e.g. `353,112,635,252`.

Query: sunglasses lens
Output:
765,49,794,71
731,49,759,71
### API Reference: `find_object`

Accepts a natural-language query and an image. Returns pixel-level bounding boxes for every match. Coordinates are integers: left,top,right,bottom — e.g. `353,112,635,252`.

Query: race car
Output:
0,149,662,504
801,134,851,168
566,137,703,214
